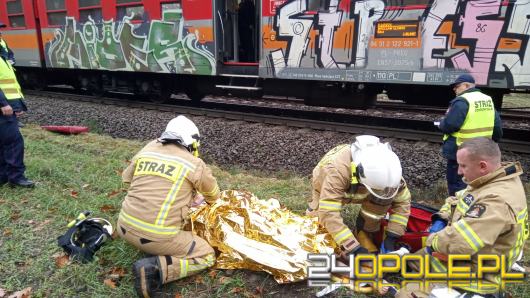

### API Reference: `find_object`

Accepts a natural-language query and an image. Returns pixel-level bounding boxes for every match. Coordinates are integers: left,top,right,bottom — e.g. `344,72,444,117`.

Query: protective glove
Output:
429,219,447,233
339,245,370,263
380,233,399,254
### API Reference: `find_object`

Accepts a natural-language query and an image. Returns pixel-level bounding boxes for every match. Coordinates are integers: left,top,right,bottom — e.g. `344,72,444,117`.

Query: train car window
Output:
116,2,145,22
161,0,181,11
7,0,22,13
46,0,67,26
6,0,25,28
79,0,100,6
46,0,65,10
307,0,322,11
79,0,102,23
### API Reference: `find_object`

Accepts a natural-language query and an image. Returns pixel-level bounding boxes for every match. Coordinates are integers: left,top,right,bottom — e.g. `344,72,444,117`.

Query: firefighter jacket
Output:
426,162,528,291
439,88,502,160
119,140,220,240
313,144,411,253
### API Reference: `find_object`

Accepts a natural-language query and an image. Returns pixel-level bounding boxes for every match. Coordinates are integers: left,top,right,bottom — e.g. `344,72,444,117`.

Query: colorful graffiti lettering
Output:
47,9,215,75
263,0,530,88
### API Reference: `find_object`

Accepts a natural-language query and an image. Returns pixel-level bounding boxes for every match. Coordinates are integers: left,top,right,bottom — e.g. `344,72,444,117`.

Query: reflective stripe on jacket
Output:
119,140,220,239
0,57,23,100
313,144,411,251
443,91,494,146
426,162,528,294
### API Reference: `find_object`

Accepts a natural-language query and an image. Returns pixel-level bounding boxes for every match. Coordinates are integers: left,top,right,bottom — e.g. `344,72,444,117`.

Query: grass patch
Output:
0,125,528,297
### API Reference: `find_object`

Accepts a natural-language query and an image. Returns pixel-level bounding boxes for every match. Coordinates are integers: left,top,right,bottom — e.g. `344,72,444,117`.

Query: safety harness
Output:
57,211,113,263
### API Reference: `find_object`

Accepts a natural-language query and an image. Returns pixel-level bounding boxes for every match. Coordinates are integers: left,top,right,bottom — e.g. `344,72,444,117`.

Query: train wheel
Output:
88,77,104,97
148,88,172,104
185,86,205,101
28,72,46,90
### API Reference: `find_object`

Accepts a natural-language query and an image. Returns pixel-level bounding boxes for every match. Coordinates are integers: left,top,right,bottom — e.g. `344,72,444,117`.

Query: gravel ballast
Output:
22,95,530,187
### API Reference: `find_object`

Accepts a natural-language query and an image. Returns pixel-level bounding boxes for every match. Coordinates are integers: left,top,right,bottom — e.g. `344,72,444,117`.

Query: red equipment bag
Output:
374,202,438,253
41,125,89,135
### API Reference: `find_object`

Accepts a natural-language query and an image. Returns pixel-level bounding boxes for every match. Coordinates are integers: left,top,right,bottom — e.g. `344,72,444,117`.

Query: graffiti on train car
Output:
262,0,530,88
46,9,215,75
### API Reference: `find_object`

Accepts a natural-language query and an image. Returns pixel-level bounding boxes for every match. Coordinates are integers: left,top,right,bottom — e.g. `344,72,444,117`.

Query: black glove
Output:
382,233,400,253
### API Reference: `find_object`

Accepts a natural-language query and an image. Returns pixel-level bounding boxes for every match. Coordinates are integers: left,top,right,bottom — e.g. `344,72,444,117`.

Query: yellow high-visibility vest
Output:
0,39,7,51
443,91,495,146
0,57,23,100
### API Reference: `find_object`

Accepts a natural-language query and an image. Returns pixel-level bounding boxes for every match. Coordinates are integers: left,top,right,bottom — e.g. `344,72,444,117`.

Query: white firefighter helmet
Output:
351,135,402,200
159,115,200,153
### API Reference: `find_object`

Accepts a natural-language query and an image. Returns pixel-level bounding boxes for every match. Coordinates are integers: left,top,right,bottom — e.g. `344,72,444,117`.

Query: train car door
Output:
215,0,259,63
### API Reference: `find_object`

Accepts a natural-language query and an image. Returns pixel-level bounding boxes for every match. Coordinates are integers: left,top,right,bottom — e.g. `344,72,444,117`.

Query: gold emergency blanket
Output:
190,190,338,283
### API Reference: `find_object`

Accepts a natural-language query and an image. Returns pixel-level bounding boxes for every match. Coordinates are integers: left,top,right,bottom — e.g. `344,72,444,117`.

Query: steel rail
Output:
26,90,530,154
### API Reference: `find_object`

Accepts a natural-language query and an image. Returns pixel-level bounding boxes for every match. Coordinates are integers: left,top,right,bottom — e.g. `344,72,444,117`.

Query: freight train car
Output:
1,0,529,108
259,0,530,107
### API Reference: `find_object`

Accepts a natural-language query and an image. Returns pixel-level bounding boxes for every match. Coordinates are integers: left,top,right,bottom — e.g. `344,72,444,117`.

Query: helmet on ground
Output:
159,115,200,156
57,211,113,263
351,135,402,200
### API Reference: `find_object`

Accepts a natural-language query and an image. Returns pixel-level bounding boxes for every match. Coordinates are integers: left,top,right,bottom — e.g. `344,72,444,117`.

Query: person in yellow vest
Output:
396,137,528,297
117,116,220,298
307,135,411,258
0,23,15,65
0,50,33,187
438,74,502,196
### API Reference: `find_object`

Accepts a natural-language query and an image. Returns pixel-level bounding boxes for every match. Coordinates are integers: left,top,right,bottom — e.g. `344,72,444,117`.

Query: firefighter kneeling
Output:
117,116,220,298
397,138,528,298
307,135,412,259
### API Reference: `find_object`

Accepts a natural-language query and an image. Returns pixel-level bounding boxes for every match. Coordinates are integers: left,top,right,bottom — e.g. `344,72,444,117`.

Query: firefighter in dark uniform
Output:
438,74,502,196
0,31,33,188
118,116,220,298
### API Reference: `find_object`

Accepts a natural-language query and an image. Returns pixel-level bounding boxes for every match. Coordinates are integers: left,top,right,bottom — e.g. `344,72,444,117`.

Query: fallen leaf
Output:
109,267,126,278
20,198,28,204
99,204,116,213
3,229,12,237
107,190,121,198
208,270,218,279
10,211,21,221
255,286,264,295
53,252,70,268
7,287,31,298
0,288,5,298
70,190,79,198
115,169,123,176
174,294,182,298
104,279,116,289
33,219,51,232
230,287,243,294
219,276,232,285
193,275,204,284
82,184,90,189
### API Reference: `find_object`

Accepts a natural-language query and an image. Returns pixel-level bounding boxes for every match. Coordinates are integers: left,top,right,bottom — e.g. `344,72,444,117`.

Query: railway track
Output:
26,89,530,154
376,102,530,122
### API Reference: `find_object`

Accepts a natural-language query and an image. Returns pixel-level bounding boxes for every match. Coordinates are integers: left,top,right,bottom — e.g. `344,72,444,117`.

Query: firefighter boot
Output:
133,257,162,298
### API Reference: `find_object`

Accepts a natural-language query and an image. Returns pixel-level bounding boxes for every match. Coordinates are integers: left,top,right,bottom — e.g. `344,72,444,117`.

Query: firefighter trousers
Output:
118,224,215,284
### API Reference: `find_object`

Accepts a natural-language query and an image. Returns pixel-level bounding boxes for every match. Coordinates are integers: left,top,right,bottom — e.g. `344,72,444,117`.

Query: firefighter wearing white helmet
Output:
117,115,220,297
307,135,411,257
